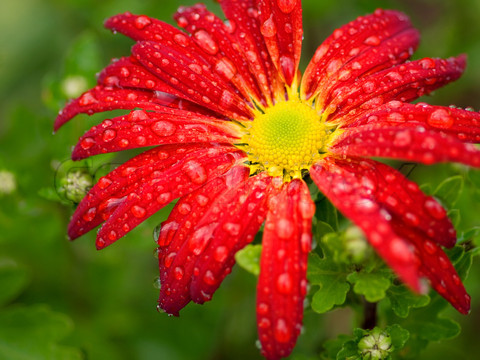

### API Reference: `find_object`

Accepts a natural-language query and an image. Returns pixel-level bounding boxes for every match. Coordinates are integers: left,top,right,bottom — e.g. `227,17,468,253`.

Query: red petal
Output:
331,125,480,167
302,10,419,102
311,157,471,314
257,179,314,360
219,0,284,102
311,158,422,291
72,110,241,159
257,0,303,86
391,223,470,314
96,146,245,248
346,102,480,143
326,56,466,123
54,85,211,131
68,144,200,240
156,166,250,315
173,5,264,105
189,173,275,304
132,41,253,120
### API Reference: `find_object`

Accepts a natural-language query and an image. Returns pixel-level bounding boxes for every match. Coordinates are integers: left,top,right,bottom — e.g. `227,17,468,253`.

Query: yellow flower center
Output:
239,99,328,180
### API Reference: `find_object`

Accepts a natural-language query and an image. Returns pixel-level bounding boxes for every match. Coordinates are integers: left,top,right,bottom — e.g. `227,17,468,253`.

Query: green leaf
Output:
386,324,410,350
0,259,28,307
385,285,430,318
336,340,360,360
315,196,339,231
235,244,262,276
0,305,82,360
321,335,353,360
433,175,464,208
447,209,460,228
307,253,350,313
347,272,391,303
417,317,461,341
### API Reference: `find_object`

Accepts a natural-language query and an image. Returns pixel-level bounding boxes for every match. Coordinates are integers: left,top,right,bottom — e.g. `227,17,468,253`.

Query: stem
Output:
362,300,377,329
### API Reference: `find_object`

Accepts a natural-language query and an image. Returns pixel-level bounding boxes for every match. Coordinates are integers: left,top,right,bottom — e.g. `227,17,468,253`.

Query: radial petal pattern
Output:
56,2,479,359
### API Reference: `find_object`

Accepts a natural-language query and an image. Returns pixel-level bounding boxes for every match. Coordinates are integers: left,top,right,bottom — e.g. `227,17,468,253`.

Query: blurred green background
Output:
0,0,479,359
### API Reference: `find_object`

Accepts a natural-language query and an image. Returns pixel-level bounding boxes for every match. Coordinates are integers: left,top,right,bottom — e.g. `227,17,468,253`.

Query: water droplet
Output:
419,57,436,70
362,81,376,93
203,270,216,285
79,92,97,106
274,318,291,343
193,30,219,55
102,129,116,142
157,192,172,204
118,138,129,148
258,317,271,329
164,252,176,268
214,246,228,262
136,136,146,146
276,273,293,294
298,199,315,219
108,230,117,241
134,15,151,30
260,16,276,37
423,240,436,255
196,194,209,206
82,207,97,222
174,266,184,280
151,121,176,136
280,55,295,83
183,160,207,184
177,202,191,215
300,233,311,253
276,218,294,239
222,222,241,236
128,109,149,122
393,130,412,147
131,205,146,218
364,35,380,46
80,137,95,150
188,63,203,74
215,58,237,80
173,33,189,47
424,198,446,220
153,276,162,289
145,80,156,89
405,212,420,226
257,302,269,315
189,224,214,255
427,109,453,129
277,0,297,14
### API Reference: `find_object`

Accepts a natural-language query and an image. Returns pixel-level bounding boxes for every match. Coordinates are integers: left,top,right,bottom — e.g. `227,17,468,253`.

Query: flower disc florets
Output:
240,99,327,179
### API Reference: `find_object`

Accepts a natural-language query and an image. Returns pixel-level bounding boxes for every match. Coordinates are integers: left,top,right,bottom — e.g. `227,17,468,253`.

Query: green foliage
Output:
235,244,262,276
433,175,464,209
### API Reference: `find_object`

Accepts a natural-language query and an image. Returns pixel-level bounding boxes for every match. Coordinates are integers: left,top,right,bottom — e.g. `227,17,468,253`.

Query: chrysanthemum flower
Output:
56,1,480,358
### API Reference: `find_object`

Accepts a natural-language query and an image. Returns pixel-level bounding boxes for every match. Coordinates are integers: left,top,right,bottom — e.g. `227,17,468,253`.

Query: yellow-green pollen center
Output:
240,100,327,180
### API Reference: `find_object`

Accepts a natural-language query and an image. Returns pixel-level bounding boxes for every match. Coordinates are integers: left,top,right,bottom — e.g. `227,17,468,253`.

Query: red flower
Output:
56,1,480,359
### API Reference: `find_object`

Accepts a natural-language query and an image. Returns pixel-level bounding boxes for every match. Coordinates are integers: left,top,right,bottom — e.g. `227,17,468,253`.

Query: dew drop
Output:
174,266,184,280
118,138,129,148
129,109,149,121
188,63,203,75
393,130,412,147
120,67,130,78
189,225,214,255
102,129,116,142
274,318,291,343
157,192,172,204
80,137,95,150
134,15,151,30
424,198,446,220
214,246,228,262
222,222,241,236
300,233,312,253
419,57,436,70
79,92,97,106
260,16,276,38
164,252,176,268
423,240,436,255
151,120,176,136
215,57,237,80
258,317,271,329
276,273,293,294
153,276,162,289
177,202,192,215
364,35,380,46
108,230,117,241
196,194,209,206
145,80,156,89
277,0,297,14
131,205,146,218
82,207,97,222
97,177,112,190
183,160,208,184
203,270,216,285
427,109,454,129
362,81,376,94
276,218,294,239
173,33,189,47
194,30,219,55
257,302,269,315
